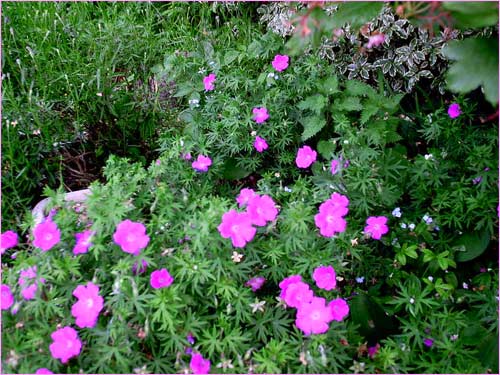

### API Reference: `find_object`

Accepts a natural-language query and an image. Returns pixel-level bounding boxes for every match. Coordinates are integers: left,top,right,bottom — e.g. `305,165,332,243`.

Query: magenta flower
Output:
448,103,461,119
271,54,289,72
296,145,317,168
49,326,82,364
314,205,347,237
217,209,256,248
364,216,389,240
203,73,216,91
330,160,340,175
367,34,385,48
423,338,434,347
252,107,269,124
329,298,349,321
1,285,14,310
312,265,337,291
113,220,150,255
190,353,211,374
247,194,279,227
33,219,61,251
192,155,212,172
326,192,350,216
72,230,94,255
279,274,302,299
295,297,333,335
283,281,314,308
367,343,380,359
245,276,266,292
182,152,192,161
71,282,104,328
236,188,257,208
19,266,37,286
1,230,18,254
254,135,269,153
187,332,196,345
21,284,38,300
35,368,54,374
19,266,44,300
132,259,148,275
150,268,174,289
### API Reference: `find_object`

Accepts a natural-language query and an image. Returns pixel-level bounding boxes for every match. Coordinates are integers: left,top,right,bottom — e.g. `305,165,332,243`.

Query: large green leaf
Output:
453,229,491,262
350,293,398,345
297,95,327,114
442,38,498,105
300,115,327,141
477,333,499,373
331,2,384,29
221,158,252,180
442,2,499,29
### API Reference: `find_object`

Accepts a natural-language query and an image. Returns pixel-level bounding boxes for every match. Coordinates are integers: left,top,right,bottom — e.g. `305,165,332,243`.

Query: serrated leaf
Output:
247,40,263,58
202,40,214,60
345,80,377,97
297,95,327,114
453,229,491,262
317,140,336,159
360,104,379,124
331,2,384,29
443,2,499,29
319,75,339,95
334,96,363,112
300,115,327,141
174,83,195,98
443,38,498,105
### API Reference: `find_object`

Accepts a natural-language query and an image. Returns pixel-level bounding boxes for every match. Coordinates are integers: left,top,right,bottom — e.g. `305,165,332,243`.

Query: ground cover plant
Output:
1,2,498,374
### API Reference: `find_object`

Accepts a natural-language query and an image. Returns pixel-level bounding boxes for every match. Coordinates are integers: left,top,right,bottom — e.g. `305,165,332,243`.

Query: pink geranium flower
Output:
1,285,14,310
330,160,340,175
247,194,279,226
35,368,54,374
18,266,45,300
49,326,82,364
203,73,216,91
295,297,333,335
150,268,174,289
272,54,289,72
71,282,104,328
312,265,337,291
283,281,314,308
279,274,302,299
314,205,347,237
190,353,211,374
245,276,266,292
1,230,18,254
325,192,349,216
33,219,61,251
296,145,317,168
448,103,461,119
252,107,269,124
368,343,380,358
21,284,38,300
329,298,349,321
217,210,256,248
113,220,150,255
254,136,268,153
192,155,212,172
367,34,385,48
73,230,94,255
364,216,389,240
132,259,148,275
236,188,257,208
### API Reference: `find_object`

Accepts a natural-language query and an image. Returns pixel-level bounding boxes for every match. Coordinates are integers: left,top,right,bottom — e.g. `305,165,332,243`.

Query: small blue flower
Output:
355,276,365,283
392,207,402,218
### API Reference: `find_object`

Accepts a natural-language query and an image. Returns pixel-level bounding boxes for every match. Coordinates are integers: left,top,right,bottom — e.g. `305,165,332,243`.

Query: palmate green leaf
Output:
300,115,327,141
442,38,498,105
442,2,499,29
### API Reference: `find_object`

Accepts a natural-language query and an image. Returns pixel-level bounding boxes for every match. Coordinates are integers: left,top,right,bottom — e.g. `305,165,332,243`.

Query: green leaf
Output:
453,229,491,262
345,80,377,97
174,83,195,98
319,75,339,95
224,50,240,66
202,40,214,60
317,140,336,159
477,333,499,373
360,104,379,124
334,96,363,112
442,38,499,105
442,2,499,29
404,245,418,259
350,293,398,344
461,323,489,346
297,95,327,114
221,158,252,180
331,2,384,29
247,40,263,58
300,115,327,141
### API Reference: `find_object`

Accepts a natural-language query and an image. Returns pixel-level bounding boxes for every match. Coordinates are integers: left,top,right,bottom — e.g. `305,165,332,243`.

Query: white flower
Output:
409,297,415,304
424,154,433,160
462,282,468,289
249,300,266,313
428,276,434,282
392,207,402,218
400,223,407,229
408,223,415,230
